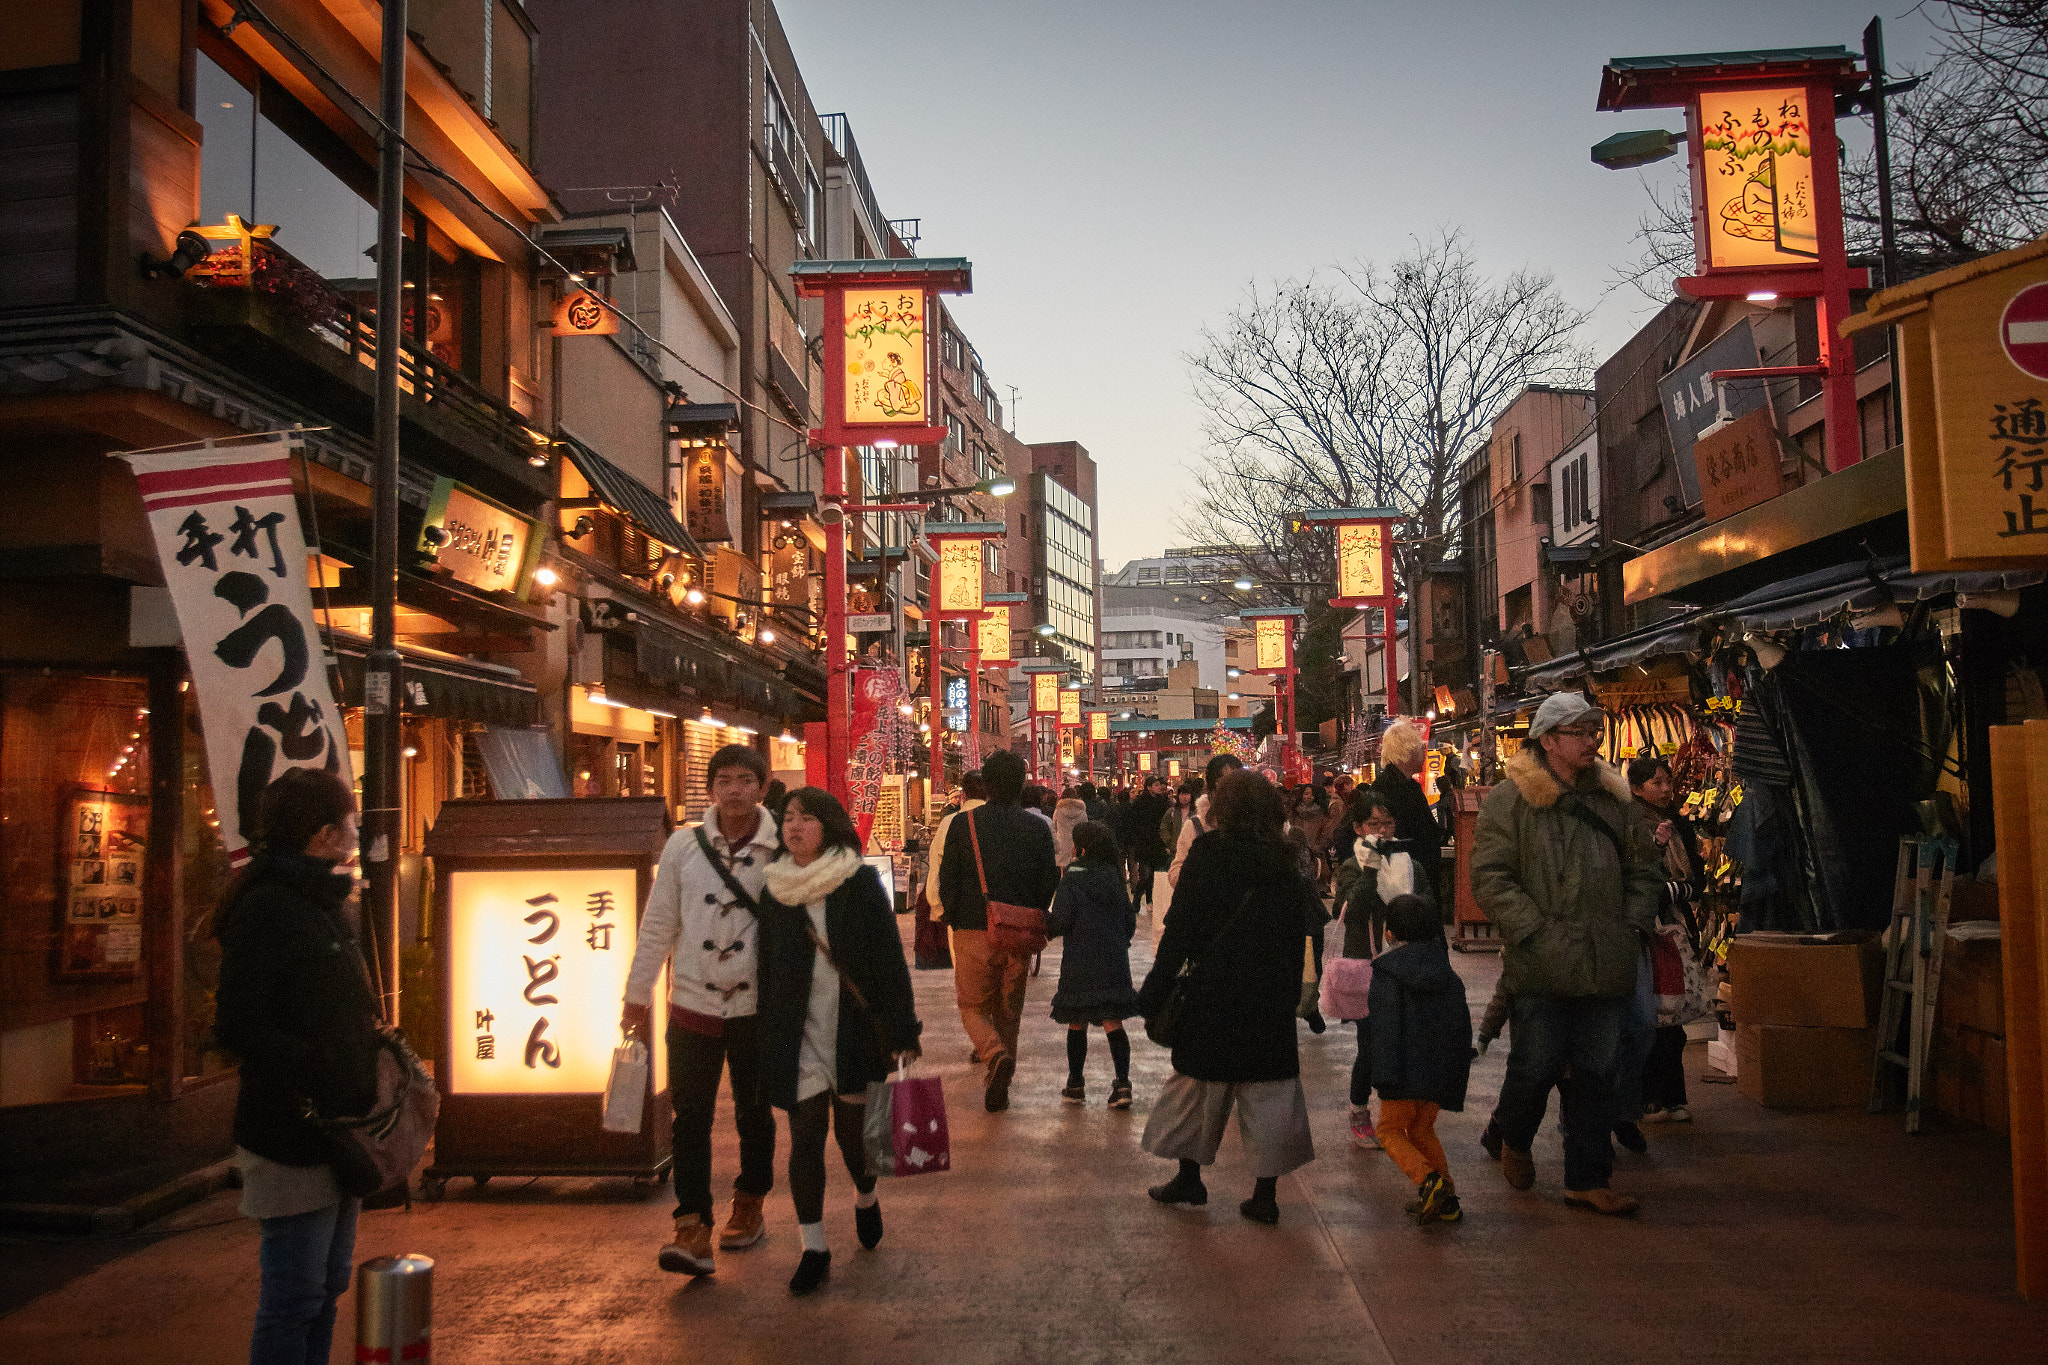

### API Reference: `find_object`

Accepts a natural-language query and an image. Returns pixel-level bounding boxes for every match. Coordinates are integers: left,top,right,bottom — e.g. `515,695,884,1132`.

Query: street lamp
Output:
1589,128,1681,170
1036,622,1056,637
1233,575,1255,591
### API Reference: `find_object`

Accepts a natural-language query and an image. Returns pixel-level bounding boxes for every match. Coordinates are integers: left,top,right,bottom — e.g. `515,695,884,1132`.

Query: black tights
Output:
1066,1024,1130,1081
788,1091,875,1225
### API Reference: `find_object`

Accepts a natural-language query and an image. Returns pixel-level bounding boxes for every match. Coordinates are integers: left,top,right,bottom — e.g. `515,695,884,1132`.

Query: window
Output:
805,169,824,254
942,331,962,369
1532,484,1551,526
1509,432,1522,482
764,77,794,160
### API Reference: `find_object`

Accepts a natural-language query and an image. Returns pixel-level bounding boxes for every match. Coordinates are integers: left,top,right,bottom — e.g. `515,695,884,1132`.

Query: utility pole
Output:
363,0,409,1016
1864,15,1905,446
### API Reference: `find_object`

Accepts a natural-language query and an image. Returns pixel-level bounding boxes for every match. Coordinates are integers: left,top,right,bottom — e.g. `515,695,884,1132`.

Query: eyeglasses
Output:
1551,726,1604,740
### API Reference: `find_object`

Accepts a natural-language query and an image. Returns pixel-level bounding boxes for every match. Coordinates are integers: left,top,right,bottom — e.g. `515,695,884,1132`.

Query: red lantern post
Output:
1239,607,1307,780
792,260,972,804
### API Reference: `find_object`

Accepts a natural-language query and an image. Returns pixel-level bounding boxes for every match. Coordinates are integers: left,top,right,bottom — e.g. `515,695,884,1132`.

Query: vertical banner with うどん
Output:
121,439,353,865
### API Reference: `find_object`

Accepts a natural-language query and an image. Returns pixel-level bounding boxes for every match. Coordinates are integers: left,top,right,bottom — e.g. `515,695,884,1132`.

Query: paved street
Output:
4,918,2044,1365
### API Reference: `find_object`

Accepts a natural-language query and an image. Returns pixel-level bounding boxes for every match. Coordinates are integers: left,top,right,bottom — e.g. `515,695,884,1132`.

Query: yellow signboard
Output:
1032,671,1060,715
1060,690,1081,727
1336,521,1387,600
1697,88,1817,269
1089,712,1109,742
842,288,927,427
1254,617,1289,671
1137,751,1154,773
1929,263,2048,558
420,479,537,595
1167,759,1182,780
1060,732,1076,764
446,867,639,1095
978,603,1011,662
934,537,984,616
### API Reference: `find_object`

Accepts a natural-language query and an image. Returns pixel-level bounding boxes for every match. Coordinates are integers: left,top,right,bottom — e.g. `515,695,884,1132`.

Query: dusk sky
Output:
778,1,1944,569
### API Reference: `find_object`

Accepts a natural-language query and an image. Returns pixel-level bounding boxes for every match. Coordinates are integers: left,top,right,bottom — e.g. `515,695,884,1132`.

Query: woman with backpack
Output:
1137,771,1323,1225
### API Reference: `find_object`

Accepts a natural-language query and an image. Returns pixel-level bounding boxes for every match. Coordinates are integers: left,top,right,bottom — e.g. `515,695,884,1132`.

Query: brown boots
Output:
720,1190,767,1249
659,1215,716,1276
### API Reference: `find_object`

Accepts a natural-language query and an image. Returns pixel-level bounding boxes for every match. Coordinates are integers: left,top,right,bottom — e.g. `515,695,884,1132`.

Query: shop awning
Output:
328,634,540,727
1522,613,1712,685
559,435,705,557
1717,556,2045,632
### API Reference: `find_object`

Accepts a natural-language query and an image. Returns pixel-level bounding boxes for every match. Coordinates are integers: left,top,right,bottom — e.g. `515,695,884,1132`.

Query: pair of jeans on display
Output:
251,1198,358,1365
1493,993,1626,1192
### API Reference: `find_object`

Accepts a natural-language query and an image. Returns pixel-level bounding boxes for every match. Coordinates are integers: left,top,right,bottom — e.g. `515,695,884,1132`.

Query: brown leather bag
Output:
966,808,1048,959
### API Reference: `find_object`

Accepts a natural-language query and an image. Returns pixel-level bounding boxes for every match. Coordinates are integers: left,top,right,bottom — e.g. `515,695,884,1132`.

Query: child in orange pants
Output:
1367,895,1475,1225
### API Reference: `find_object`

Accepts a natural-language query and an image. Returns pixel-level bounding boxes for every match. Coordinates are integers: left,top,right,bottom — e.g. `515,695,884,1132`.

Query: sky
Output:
777,0,1946,571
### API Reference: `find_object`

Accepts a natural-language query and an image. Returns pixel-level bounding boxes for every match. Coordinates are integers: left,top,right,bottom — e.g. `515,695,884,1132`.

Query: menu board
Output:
58,786,147,980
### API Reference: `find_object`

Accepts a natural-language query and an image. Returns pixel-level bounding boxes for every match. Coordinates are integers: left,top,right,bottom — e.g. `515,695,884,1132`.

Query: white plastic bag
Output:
602,1040,649,1134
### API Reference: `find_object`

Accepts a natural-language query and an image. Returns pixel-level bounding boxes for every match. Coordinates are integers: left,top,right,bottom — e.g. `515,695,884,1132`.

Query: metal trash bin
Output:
356,1253,434,1361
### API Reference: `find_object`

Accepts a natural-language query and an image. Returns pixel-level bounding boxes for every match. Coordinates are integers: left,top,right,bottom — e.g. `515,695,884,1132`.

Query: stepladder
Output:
1869,834,1960,1130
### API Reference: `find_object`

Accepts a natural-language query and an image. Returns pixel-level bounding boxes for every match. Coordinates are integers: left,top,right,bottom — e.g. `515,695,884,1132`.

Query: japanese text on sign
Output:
1060,690,1081,727
843,289,926,427
1336,522,1387,600
934,537,984,616
1697,88,1817,268
447,867,638,1095
1032,671,1060,715
1089,712,1109,743
978,603,1010,662
122,440,354,865
1254,617,1289,672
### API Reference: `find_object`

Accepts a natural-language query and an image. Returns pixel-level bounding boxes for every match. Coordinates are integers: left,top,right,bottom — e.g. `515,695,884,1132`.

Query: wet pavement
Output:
3,916,2044,1364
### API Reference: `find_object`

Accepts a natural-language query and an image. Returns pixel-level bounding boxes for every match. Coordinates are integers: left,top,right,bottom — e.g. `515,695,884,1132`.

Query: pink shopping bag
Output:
863,1070,950,1178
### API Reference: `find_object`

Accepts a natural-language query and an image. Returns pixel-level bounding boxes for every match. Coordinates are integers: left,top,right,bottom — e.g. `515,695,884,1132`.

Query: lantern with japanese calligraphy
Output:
1088,711,1109,743
1032,671,1060,716
792,260,970,450
422,797,674,1191
1059,689,1082,728
1254,617,1291,672
1137,751,1155,774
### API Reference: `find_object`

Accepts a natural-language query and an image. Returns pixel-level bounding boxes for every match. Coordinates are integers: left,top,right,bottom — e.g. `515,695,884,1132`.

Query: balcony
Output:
182,239,551,509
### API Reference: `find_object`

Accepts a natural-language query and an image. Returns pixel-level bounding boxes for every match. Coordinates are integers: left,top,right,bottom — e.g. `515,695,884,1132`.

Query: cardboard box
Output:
1727,934,1883,1029
1734,1023,1873,1108
1932,1024,2009,1134
1936,929,2004,1038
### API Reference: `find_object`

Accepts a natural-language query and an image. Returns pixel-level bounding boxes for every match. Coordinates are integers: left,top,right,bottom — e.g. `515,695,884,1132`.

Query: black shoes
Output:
1613,1119,1648,1154
1061,1081,1085,1105
1239,1194,1280,1225
1147,1172,1208,1206
1304,1010,1327,1034
985,1051,1015,1112
1108,1079,1133,1109
1479,1117,1504,1161
789,1249,831,1294
854,1201,883,1251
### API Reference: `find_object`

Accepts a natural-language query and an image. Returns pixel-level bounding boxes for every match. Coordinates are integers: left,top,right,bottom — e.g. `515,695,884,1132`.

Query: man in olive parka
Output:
1470,691,1659,1215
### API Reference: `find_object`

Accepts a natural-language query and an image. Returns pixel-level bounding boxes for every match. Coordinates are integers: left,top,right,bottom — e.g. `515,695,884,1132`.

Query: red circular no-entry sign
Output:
2001,280,2048,380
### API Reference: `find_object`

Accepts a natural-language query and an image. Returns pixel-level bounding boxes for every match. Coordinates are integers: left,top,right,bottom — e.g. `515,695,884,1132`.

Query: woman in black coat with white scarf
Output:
1136,772,1323,1226
755,787,921,1295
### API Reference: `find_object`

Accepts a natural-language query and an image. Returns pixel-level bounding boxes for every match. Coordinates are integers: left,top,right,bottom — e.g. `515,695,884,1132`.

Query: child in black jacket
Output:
1368,894,1475,1226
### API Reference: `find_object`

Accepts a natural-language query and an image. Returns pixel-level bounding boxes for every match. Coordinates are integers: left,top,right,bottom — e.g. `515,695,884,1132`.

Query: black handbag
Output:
304,1026,440,1199
1145,890,1256,1049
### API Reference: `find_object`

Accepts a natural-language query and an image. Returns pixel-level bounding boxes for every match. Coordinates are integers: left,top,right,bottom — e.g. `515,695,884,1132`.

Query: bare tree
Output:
1617,2,2048,296
1183,230,1591,600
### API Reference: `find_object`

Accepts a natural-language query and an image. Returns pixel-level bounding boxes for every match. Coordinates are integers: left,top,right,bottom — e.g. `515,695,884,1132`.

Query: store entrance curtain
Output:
121,438,353,865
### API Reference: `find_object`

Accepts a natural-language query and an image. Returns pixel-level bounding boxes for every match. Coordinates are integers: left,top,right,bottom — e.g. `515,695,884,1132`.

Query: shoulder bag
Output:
303,1026,440,1199
1145,888,1256,1049
694,825,761,912
967,809,1049,960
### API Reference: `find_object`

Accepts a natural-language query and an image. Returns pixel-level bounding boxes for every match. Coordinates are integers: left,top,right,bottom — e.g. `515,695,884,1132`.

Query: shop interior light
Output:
586,688,630,709
779,729,796,742
899,702,915,716
402,745,418,758
644,707,678,719
758,628,776,644
685,587,706,605
730,725,758,736
699,712,724,727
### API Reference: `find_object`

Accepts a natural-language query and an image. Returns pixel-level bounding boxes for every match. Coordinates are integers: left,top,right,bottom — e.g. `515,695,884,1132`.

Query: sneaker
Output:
1108,1079,1133,1109
1665,1106,1692,1123
659,1215,716,1276
854,1200,883,1251
1427,1193,1463,1224
985,1051,1015,1112
1147,1172,1208,1206
1479,1117,1504,1161
1501,1145,1536,1191
718,1191,766,1249
1061,1082,1086,1105
1349,1109,1380,1150
1613,1120,1648,1154
1564,1188,1641,1216
1412,1171,1451,1225
1239,1194,1280,1225
788,1249,832,1294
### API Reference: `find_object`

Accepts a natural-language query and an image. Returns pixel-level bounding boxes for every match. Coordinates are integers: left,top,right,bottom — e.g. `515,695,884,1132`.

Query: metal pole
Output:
1382,602,1399,718
929,623,945,795
1865,15,1905,448
823,448,849,804
363,0,409,1015
356,1254,433,1362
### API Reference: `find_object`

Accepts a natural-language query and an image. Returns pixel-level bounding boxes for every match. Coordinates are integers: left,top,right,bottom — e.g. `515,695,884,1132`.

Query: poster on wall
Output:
120,438,354,866
57,786,147,980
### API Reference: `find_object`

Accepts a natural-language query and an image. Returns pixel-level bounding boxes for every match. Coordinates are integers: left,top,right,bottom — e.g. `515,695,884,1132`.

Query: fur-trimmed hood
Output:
1503,748,1630,809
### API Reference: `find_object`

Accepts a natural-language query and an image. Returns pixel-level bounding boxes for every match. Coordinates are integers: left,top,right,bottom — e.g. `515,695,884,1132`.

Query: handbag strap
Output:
965,807,992,897
797,913,872,1014
1184,888,1258,978
1558,793,1627,867
694,825,761,913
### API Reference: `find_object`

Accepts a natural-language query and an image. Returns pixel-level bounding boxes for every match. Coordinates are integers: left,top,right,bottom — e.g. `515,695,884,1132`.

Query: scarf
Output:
1354,837,1415,901
763,844,863,908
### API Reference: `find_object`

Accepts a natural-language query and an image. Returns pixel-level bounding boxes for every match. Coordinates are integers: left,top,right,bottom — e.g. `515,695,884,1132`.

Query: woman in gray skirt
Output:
1136,770,1322,1225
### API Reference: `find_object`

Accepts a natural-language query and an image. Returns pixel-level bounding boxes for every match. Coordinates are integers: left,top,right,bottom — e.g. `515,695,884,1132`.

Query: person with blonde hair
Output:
1370,721,1443,904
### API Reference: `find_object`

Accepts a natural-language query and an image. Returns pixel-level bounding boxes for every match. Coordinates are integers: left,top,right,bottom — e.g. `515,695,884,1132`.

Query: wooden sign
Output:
684,444,731,543
1694,407,1787,523
552,288,618,337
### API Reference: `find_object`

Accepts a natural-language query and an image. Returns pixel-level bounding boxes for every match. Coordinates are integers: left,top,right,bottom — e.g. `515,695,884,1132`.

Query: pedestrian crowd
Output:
216,695,1681,1354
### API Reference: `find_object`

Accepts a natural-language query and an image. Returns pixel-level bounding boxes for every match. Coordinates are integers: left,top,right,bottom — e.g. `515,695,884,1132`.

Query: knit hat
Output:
1528,691,1602,740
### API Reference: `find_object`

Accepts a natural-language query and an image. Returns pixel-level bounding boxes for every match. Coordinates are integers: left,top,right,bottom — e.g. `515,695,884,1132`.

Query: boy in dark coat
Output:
1369,894,1475,1226
1046,823,1141,1108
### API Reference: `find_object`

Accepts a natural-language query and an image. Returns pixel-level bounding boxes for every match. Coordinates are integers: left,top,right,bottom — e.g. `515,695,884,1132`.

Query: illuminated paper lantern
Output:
1336,521,1387,600
1137,751,1155,773
935,537,984,616
1696,88,1818,269
1255,617,1290,672
842,289,929,429
1060,690,1081,728
1032,671,1060,715
978,603,1011,662
1088,712,1109,742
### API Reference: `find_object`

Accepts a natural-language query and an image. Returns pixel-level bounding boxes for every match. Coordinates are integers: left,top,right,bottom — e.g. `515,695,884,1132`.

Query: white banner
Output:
120,439,353,866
